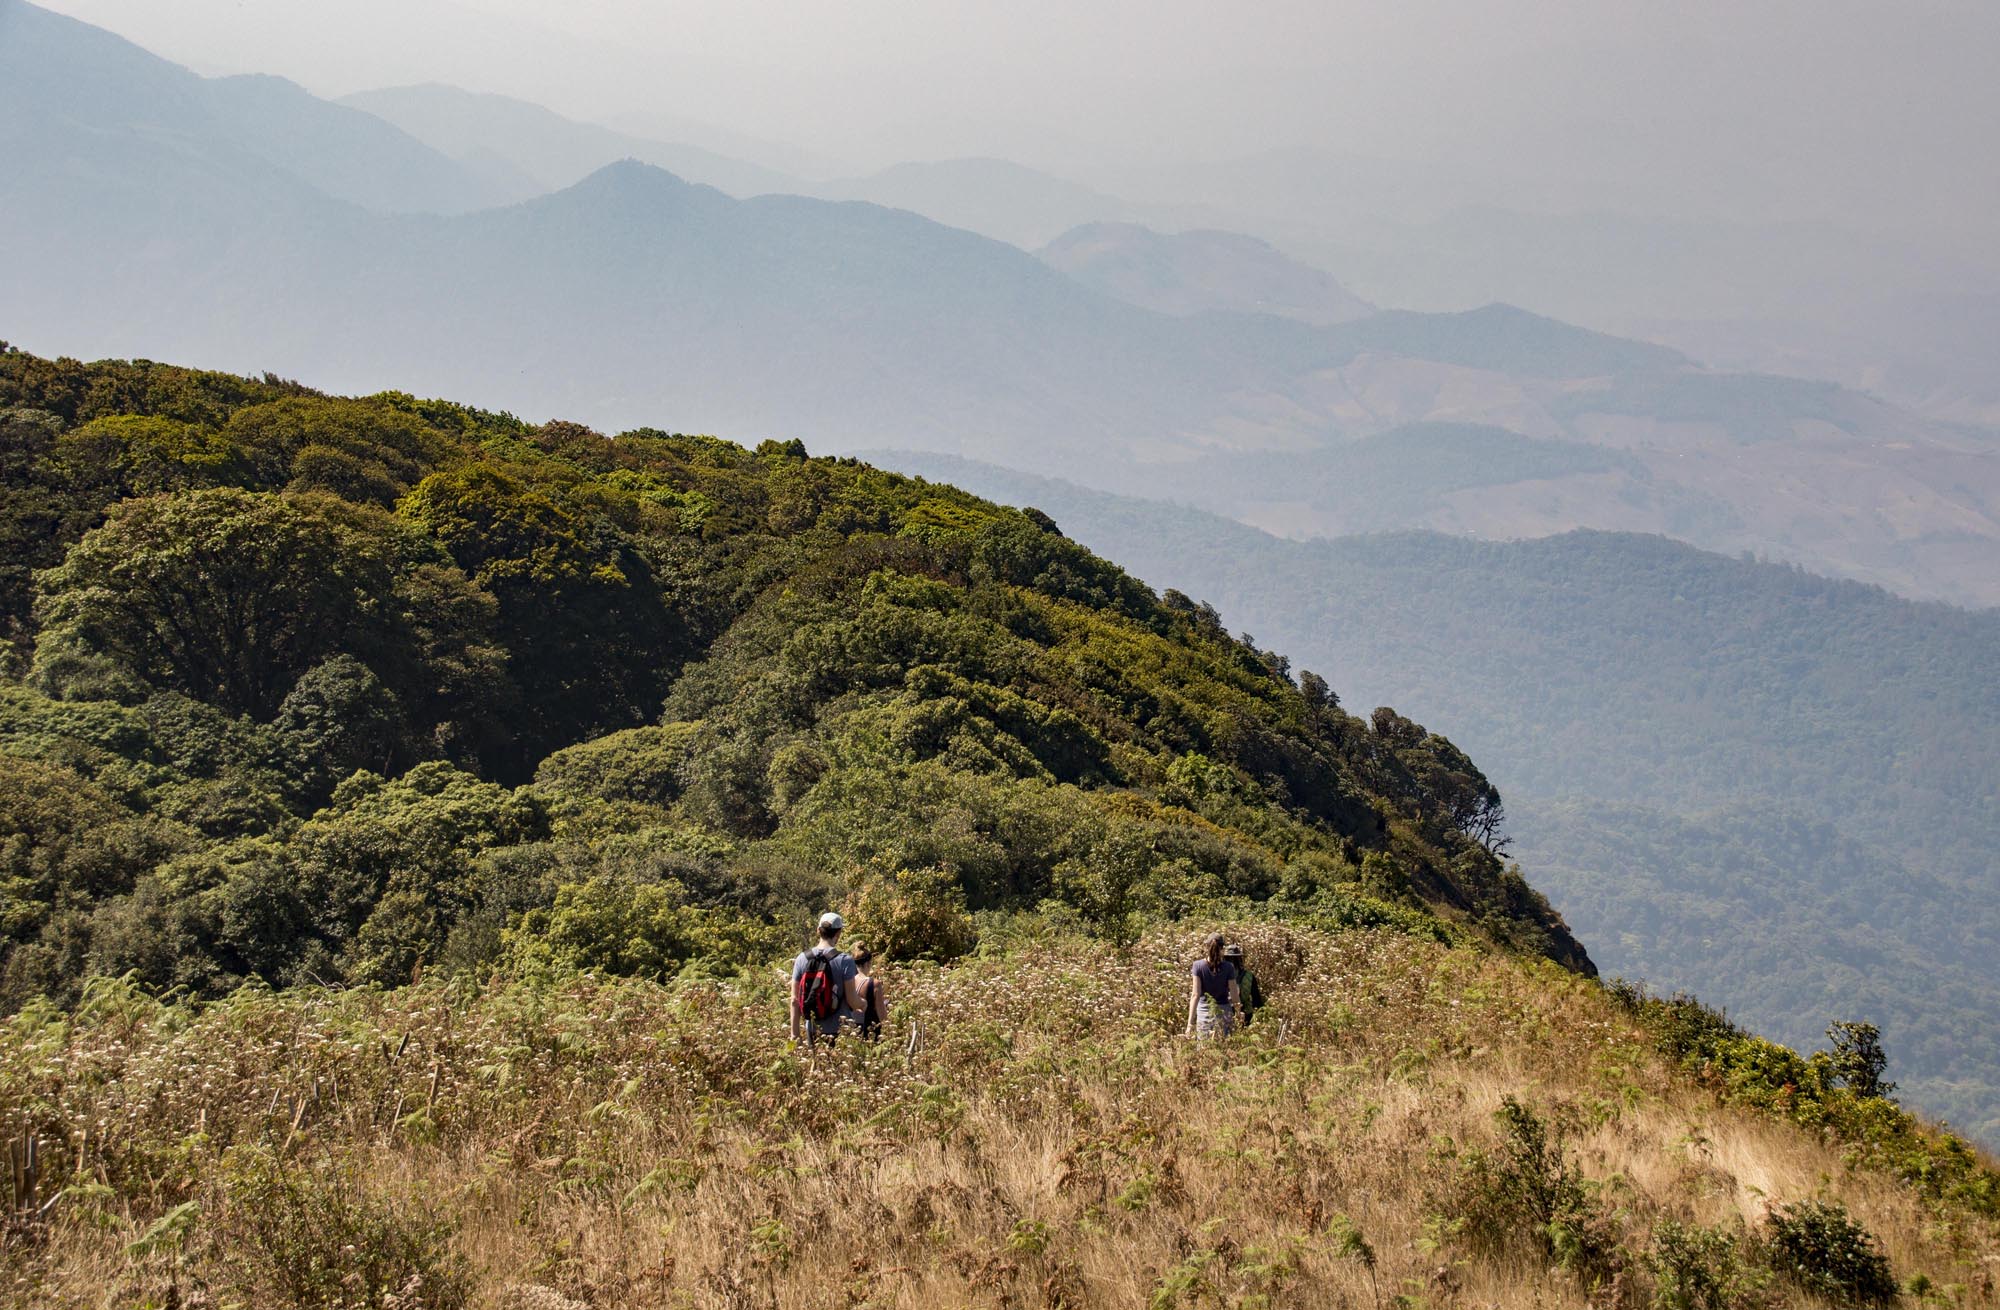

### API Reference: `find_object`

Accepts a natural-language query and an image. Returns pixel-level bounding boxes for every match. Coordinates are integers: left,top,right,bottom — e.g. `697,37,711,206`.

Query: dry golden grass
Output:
5,922,1996,1308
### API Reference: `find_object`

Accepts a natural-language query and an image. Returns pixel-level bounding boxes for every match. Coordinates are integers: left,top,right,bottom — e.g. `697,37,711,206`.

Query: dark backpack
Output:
795,946,842,1022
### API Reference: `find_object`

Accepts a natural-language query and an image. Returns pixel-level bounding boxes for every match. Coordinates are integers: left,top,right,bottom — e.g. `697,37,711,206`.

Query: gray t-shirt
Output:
792,947,859,1032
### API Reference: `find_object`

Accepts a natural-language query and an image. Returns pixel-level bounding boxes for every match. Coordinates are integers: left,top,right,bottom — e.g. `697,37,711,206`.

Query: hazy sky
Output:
32,0,2000,249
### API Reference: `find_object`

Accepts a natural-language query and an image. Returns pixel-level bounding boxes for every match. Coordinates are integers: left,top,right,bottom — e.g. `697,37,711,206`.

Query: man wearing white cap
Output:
790,911,862,1045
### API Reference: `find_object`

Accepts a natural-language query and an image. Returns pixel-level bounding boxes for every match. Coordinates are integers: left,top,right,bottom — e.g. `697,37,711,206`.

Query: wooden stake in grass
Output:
7,1136,45,1224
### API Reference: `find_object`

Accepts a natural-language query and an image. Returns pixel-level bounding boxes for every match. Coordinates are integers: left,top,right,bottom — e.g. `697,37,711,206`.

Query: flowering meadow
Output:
4,920,1994,1308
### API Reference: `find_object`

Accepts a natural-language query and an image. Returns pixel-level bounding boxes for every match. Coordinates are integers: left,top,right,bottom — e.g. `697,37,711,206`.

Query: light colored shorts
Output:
1196,995,1236,1039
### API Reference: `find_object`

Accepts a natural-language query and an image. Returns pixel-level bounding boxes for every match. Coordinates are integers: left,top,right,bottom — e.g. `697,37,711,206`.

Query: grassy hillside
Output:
8,921,1996,1306
1514,802,2000,1144
876,454,2000,1145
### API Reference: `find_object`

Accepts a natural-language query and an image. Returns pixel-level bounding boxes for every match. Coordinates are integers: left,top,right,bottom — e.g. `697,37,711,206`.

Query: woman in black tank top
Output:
852,946,887,1041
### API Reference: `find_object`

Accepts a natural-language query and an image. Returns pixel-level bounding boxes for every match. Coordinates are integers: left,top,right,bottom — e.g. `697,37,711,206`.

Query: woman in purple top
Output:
1185,933,1241,1038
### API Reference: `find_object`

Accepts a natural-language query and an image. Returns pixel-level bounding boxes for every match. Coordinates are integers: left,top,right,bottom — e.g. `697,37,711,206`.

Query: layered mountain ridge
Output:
4,0,1997,605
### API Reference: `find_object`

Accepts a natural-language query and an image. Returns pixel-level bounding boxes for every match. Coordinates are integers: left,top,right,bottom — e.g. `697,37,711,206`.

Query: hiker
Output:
1185,932,1241,1039
791,911,862,1045
1224,943,1265,1027
851,944,888,1042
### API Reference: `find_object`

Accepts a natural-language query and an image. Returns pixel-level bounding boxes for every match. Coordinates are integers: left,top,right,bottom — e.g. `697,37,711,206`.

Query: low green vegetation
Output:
1609,983,1998,1217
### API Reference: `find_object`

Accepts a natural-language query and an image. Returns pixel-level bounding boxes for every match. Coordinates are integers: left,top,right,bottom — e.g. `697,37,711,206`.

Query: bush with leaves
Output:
221,1149,470,1309
296,763,550,986
842,860,979,963
532,723,700,815
31,488,502,733
1646,1219,1773,1310
504,871,780,981
1765,1201,1897,1306
274,654,413,797
1461,1097,1621,1284
1826,1022,1897,1100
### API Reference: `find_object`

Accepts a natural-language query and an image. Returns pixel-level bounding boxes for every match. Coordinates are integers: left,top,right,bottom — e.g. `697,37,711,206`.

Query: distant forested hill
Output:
883,452,2000,1144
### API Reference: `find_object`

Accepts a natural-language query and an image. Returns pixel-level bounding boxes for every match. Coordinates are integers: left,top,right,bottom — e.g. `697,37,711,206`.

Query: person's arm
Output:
1186,972,1202,1035
873,977,888,1021
1229,974,1242,1013
788,963,803,1042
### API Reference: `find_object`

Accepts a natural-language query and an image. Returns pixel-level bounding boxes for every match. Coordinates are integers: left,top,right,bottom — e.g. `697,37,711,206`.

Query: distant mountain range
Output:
1039,223,1375,325
340,82,800,201
4,0,1997,606
875,451,2000,1145
0,0,507,215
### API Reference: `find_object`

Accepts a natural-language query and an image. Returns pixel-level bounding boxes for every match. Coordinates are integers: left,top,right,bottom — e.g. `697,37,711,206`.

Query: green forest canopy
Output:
0,344,1587,1009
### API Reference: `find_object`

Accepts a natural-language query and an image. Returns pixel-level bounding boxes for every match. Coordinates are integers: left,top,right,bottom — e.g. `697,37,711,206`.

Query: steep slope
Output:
340,82,799,199
1516,800,2000,1143
877,453,2000,1144
1040,222,1375,324
0,0,506,215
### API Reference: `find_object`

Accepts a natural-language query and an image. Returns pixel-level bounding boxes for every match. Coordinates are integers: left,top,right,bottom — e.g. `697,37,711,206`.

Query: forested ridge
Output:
873,452,2000,1145
0,343,1586,1009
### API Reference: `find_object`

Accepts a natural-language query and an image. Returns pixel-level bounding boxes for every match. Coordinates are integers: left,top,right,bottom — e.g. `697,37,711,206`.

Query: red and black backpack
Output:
795,946,841,1022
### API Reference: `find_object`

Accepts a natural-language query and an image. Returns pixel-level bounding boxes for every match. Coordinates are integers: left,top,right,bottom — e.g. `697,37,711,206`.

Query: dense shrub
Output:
842,861,979,963
1765,1201,1897,1306
503,872,781,981
1827,1022,1896,1100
